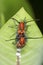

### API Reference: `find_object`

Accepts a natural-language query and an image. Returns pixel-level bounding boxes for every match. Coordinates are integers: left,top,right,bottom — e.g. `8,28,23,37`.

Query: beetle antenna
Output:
24,17,27,23
25,19,40,24
27,19,40,22
11,18,20,23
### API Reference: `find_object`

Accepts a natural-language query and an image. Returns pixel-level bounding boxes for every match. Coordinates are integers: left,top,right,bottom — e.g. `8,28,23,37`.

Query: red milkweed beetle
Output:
6,18,43,48
11,18,27,48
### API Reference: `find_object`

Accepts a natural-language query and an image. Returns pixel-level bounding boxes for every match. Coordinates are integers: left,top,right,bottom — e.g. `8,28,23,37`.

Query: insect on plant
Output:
6,17,43,48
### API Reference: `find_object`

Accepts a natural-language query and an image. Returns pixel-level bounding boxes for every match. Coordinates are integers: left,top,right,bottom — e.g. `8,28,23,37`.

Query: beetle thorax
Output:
19,22,24,30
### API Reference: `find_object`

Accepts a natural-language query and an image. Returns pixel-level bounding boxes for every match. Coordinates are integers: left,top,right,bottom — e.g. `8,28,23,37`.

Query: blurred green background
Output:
28,0,43,34
0,0,35,28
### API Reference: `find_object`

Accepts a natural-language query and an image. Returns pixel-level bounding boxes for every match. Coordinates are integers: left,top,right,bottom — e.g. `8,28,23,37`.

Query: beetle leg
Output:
12,41,16,45
25,36,43,39
8,25,17,28
5,38,16,41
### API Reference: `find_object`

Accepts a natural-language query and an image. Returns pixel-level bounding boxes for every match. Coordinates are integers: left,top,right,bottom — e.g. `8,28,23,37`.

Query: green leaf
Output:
0,7,43,65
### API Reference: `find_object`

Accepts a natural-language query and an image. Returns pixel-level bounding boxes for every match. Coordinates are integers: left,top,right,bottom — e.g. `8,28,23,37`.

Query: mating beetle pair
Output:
7,18,43,48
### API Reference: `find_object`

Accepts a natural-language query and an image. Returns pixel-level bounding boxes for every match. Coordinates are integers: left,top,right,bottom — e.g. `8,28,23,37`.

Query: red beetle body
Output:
16,22,26,48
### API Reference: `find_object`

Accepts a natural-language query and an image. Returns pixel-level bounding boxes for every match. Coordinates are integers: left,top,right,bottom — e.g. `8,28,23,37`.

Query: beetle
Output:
6,17,43,48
